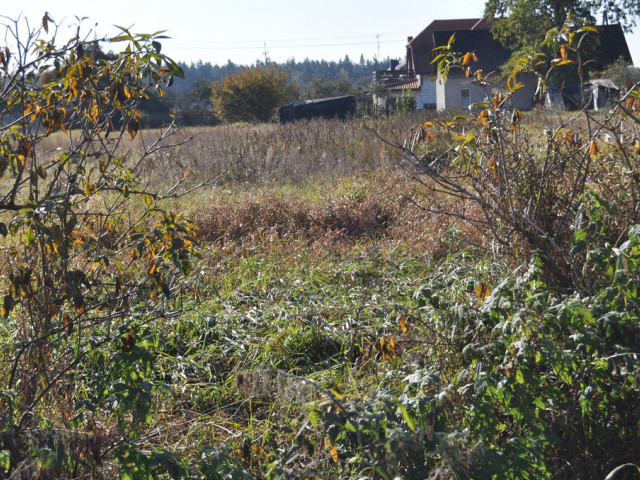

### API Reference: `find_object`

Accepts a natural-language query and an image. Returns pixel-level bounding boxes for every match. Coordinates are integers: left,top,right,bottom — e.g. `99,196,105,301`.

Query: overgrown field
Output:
3,18,640,480
4,103,639,480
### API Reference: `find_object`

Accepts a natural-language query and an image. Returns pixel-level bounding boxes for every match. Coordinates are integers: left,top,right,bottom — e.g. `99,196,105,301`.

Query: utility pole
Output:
376,33,380,62
263,42,268,64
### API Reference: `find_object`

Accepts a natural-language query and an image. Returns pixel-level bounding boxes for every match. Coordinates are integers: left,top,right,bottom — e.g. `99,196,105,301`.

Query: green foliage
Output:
265,224,640,478
210,66,298,124
603,57,640,91
0,13,199,479
394,89,417,116
302,75,355,100
485,0,640,52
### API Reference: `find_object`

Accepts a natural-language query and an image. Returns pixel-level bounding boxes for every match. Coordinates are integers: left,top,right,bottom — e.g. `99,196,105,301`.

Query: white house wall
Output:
436,76,487,110
416,76,437,110
437,75,537,111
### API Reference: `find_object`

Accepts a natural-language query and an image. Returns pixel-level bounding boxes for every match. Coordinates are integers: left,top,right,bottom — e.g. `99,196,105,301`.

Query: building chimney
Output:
407,36,414,44
390,59,399,71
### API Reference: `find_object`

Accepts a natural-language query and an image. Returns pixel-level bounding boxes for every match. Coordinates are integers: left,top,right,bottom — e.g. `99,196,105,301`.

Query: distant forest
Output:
173,56,389,93
140,56,390,127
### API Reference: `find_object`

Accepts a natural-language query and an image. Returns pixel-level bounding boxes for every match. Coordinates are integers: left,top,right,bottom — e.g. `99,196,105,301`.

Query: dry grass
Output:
129,113,438,187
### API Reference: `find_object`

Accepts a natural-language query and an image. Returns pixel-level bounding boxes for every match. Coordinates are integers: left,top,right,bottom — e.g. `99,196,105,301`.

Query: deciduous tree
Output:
485,0,640,54
210,66,298,123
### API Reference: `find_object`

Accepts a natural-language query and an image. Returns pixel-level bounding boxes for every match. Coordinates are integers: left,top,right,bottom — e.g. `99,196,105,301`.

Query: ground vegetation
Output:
0,14,639,480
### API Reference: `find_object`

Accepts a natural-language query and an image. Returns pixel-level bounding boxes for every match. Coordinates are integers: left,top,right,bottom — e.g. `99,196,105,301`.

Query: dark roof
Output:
281,95,355,108
406,18,633,78
432,29,510,73
597,24,632,65
407,18,493,75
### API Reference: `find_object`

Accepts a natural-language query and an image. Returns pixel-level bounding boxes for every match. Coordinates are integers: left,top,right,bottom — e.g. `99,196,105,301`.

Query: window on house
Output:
461,89,471,108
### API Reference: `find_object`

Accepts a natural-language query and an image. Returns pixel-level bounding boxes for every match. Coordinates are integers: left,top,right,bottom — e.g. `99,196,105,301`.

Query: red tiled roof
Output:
407,18,493,75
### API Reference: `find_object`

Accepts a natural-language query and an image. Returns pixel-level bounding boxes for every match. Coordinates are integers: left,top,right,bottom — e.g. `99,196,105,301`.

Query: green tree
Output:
210,66,298,123
172,78,218,126
302,75,355,100
485,0,640,54
0,13,200,478
603,56,640,90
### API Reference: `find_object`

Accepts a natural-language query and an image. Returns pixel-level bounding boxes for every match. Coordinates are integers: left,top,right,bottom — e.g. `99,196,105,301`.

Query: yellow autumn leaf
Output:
140,192,154,209
475,282,491,299
399,316,411,333
329,444,338,463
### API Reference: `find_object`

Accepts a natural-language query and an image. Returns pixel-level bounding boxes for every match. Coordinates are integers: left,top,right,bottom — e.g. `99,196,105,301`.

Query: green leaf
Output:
24,225,35,246
309,409,319,427
399,404,416,432
0,450,10,472
533,397,546,410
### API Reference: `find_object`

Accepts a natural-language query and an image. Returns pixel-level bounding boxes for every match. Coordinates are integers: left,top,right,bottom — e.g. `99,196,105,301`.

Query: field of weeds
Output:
4,105,640,479
5,19,640,479
124,108,640,478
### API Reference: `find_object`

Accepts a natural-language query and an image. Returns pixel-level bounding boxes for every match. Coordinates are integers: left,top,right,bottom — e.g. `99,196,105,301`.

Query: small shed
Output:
585,79,619,110
279,95,356,123
544,79,620,110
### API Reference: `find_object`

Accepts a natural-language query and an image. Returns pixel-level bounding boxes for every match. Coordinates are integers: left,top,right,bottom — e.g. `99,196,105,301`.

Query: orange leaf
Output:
122,329,137,352
42,12,52,33
329,444,338,463
399,316,411,333
560,44,568,61
126,118,139,139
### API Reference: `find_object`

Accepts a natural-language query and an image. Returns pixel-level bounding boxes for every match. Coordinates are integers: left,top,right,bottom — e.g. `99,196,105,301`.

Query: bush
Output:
210,66,298,123
0,14,199,478
400,22,640,288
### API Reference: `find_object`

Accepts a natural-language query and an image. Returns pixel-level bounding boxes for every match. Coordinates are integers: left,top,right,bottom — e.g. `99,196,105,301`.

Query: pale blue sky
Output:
3,1,640,66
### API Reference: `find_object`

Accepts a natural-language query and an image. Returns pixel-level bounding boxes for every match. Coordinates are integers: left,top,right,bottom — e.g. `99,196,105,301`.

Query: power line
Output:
171,38,406,51
198,32,409,45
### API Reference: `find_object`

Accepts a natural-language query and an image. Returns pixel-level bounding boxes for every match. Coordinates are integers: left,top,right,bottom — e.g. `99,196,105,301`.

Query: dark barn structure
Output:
279,95,356,123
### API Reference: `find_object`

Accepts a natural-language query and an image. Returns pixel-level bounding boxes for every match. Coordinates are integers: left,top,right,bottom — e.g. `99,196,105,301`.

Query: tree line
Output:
139,56,390,127
137,0,640,127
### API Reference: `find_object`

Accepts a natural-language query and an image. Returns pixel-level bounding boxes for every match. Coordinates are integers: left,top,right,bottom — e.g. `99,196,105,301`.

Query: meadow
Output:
90,104,640,479
4,102,640,480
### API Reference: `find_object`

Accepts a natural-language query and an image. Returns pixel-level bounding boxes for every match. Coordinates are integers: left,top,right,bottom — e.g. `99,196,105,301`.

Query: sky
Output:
2,0,640,67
